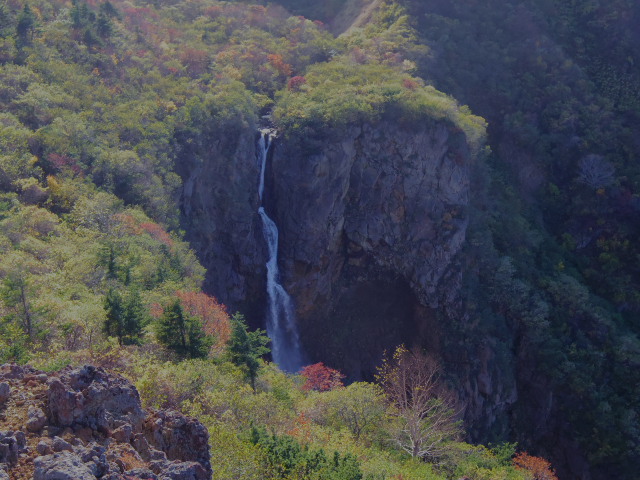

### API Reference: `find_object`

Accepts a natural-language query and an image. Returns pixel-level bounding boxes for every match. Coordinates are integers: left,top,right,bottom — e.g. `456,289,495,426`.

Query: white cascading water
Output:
257,131,303,372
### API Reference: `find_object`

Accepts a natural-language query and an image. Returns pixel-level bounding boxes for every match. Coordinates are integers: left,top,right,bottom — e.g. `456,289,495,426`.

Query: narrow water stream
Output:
257,131,303,372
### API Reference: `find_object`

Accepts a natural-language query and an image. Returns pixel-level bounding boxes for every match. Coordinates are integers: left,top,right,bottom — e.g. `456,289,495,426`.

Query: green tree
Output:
157,299,211,359
104,288,146,345
122,288,146,345
15,5,36,48
249,427,363,480
0,251,40,341
103,288,125,343
312,382,386,442
0,4,12,39
0,322,29,363
226,313,270,391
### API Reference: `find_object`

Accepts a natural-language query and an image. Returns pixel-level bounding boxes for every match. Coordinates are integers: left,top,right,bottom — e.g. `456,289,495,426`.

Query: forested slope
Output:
396,0,640,477
0,0,638,479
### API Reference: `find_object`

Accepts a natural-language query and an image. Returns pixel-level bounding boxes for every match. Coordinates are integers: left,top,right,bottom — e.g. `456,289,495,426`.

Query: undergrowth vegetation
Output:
31,342,547,480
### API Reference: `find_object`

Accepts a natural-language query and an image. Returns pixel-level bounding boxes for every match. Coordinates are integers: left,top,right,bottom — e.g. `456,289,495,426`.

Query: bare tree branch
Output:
376,345,462,460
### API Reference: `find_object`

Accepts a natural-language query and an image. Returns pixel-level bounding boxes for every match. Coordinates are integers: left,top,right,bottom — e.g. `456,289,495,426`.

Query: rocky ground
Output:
0,364,211,480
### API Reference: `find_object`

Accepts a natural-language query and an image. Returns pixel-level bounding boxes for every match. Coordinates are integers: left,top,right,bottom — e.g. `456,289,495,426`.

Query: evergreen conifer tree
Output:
103,288,125,343
157,299,211,358
226,313,270,391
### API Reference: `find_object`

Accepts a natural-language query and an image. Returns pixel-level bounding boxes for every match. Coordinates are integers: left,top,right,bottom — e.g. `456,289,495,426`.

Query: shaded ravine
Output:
256,131,304,372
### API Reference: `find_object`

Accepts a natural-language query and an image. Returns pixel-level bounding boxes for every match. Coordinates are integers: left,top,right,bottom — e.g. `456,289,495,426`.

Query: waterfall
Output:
257,131,303,373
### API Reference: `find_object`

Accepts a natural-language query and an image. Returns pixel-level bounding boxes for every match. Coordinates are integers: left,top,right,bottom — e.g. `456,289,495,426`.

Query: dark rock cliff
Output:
268,121,517,442
177,117,519,444
270,121,470,373
176,125,267,320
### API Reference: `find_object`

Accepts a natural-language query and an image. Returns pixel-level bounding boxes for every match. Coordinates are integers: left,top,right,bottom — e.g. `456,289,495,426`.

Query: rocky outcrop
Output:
47,365,146,433
0,364,211,480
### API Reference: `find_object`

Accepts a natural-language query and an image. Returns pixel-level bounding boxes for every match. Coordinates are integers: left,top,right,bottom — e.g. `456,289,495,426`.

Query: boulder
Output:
0,432,20,465
33,451,97,480
158,461,209,480
26,406,47,433
0,383,10,404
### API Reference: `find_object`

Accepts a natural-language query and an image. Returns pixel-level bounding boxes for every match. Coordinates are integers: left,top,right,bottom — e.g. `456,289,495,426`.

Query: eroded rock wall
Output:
263,121,466,374
176,126,267,318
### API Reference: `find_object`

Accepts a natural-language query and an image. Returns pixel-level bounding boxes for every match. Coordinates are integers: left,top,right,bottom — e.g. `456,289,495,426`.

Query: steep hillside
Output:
0,0,638,479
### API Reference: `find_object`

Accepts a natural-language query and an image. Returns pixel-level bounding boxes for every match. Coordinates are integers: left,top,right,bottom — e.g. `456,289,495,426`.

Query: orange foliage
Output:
112,215,174,249
149,302,164,320
204,5,223,19
175,291,231,348
268,53,293,77
300,362,345,392
513,452,558,480
287,413,313,445
139,222,174,248
248,5,268,27
113,213,143,235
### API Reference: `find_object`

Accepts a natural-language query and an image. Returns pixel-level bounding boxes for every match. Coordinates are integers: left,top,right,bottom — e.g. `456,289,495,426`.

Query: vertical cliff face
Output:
176,126,267,318
177,118,518,444
267,119,519,438
268,121,468,369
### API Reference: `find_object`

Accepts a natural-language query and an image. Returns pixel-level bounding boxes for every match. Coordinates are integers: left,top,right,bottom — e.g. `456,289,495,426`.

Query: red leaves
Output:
513,452,558,480
287,76,306,92
176,291,231,348
180,48,209,76
402,78,419,90
300,362,344,392
47,153,83,176
139,222,174,248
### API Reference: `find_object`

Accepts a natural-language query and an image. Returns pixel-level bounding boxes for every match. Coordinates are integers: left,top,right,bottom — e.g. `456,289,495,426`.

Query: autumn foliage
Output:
176,291,231,350
300,362,344,392
287,75,306,91
139,222,174,248
513,452,558,480
268,53,293,77
402,78,419,90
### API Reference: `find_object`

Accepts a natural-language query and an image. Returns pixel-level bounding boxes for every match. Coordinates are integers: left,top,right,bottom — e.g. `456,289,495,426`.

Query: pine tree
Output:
226,313,270,391
122,288,145,345
15,4,36,48
103,288,146,345
157,300,211,359
103,288,125,343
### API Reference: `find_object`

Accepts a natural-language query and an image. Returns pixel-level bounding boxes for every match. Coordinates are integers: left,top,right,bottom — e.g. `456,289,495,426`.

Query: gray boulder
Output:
33,451,97,480
26,406,47,432
158,461,209,480
0,383,10,404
